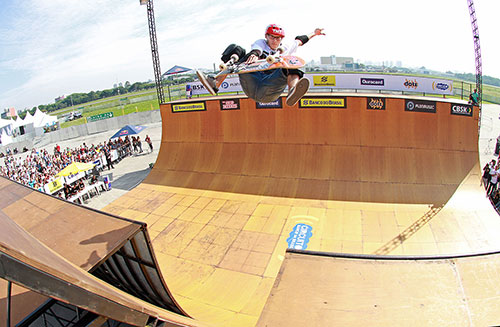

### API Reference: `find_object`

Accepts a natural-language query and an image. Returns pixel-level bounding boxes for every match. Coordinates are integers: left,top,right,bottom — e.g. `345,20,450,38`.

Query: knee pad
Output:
284,69,304,79
221,44,246,62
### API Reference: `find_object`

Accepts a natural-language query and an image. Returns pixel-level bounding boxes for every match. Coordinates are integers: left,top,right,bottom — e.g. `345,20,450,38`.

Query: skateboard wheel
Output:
230,54,239,62
266,55,276,64
219,63,227,71
277,46,285,54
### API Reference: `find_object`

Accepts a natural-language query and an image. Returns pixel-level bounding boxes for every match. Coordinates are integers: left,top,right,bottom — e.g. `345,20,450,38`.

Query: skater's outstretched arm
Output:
296,28,325,46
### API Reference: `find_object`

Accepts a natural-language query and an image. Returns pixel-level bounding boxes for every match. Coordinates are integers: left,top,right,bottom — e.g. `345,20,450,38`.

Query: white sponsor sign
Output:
190,73,453,95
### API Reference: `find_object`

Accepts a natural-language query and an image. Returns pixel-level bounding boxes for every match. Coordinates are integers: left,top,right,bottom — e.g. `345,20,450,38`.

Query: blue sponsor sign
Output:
286,223,313,250
361,78,385,86
256,98,283,109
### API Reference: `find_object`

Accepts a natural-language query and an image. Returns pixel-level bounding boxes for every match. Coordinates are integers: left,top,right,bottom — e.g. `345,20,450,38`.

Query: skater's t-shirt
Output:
250,38,300,59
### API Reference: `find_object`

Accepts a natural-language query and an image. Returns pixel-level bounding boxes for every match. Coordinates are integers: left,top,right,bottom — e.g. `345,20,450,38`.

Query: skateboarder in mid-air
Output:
196,24,325,106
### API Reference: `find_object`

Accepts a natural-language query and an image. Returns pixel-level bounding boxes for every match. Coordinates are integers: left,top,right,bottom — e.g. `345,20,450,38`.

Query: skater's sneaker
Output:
196,70,218,96
286,77,310,106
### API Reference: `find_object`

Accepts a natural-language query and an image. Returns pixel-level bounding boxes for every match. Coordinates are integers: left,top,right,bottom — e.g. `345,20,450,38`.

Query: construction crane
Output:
140,0,165,104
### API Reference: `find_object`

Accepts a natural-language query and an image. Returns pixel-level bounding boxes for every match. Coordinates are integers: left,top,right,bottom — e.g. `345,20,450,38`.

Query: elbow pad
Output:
248,49,261,57
295,35,309,45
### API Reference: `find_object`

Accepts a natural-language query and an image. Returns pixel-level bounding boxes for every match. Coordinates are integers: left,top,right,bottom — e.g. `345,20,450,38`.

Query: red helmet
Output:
265,24,285,38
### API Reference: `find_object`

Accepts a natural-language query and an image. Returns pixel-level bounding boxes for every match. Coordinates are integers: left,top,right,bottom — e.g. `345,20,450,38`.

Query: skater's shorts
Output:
239,68,304,103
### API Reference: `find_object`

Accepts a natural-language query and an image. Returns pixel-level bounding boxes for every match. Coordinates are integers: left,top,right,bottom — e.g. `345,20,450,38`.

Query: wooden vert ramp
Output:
0,178,196,326
145,94,478,204
105,94,500,326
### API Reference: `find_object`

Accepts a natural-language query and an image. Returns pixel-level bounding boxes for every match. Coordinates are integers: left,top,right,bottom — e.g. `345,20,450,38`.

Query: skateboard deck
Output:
215,55,305,88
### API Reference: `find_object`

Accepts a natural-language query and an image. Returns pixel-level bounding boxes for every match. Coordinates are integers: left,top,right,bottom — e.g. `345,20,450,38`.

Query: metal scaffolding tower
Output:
467,0,482,106
142,0,165,104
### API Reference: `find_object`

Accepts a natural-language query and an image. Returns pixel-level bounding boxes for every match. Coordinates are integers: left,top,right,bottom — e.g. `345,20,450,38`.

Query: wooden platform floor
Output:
259,250,500,326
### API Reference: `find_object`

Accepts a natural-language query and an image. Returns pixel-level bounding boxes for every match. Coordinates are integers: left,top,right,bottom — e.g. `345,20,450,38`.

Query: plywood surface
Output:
258,251,500,326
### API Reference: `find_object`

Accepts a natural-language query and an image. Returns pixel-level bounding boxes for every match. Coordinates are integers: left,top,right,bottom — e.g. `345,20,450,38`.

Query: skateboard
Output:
214,53,306,88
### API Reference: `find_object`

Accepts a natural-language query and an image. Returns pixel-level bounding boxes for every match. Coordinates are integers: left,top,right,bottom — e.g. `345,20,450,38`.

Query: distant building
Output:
319,55,354,70
336,57,354,66
55,95,65,102
320,56,335,65
7,107,16,118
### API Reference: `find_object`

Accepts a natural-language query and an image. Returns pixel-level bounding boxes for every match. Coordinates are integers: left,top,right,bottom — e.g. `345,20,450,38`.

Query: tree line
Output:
454,73,500,88
37,81,156,113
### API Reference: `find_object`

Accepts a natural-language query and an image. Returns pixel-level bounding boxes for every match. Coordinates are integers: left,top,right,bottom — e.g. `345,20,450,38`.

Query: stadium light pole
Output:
140,0,165,104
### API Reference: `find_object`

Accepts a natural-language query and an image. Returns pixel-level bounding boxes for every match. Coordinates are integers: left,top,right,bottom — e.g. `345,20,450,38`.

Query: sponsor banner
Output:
191,82,208,95
87,112,114,123
450,103,473,117
361,77,385,86
312,75,336,86
220,99,240,110
192,73,453,96
44,177,64,195
432,81,452,92
286,223,313,250
405,99,436,113
191,76,242,95
307,74,453,95
172,101,206,113
403,79,419,90
367,97,386,110
299,97,347,109
256,98,283,109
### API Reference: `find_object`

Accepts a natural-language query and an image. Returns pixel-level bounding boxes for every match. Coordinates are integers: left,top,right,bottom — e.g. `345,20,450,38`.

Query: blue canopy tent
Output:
110,125,147,139
161,65,193,101
161,65,192,78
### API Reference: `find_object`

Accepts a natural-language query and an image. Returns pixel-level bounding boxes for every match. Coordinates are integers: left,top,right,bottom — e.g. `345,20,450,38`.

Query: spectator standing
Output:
487,165,499,196
469,88,479,106
137,136,143,153
186,84,192,99
132,136,138,153
484,160,496,190
104,149,114,170
145,135,153,153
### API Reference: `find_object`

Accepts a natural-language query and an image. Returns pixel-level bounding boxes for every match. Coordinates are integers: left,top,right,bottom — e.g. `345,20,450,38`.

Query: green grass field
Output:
60,99,160,128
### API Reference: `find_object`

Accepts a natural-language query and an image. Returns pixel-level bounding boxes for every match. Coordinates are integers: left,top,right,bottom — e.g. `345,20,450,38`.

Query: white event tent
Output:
1,109,59,144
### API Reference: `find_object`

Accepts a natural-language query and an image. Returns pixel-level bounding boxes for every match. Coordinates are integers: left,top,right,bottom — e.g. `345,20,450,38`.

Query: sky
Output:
0,0,499,110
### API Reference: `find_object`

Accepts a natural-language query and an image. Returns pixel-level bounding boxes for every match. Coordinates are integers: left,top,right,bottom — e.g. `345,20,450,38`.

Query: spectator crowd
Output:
0,135,153,201
482,158,500,212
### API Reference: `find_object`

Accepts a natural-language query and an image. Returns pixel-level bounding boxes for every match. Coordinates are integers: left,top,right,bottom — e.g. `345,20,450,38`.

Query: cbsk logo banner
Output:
450,104,472,117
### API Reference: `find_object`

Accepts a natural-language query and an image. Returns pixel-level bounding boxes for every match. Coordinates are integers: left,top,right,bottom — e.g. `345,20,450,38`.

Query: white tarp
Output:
0,129,13,145
38,113,58,127
0,119,13,137
33,108,45,126
22,111,35,125
190,73,453,96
